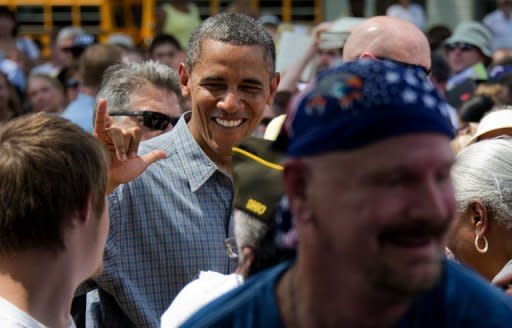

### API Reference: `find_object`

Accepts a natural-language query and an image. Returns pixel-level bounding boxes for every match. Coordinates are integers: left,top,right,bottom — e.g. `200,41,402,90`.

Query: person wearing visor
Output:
97,61,184,142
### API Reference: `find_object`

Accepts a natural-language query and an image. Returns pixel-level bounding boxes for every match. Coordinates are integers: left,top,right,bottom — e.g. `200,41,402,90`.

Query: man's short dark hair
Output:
80,44,122,89
149,33,183,56
186,13,276,74
0,113,108,255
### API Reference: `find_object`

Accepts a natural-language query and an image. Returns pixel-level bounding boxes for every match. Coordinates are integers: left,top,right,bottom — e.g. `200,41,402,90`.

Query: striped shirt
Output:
92,114,236,327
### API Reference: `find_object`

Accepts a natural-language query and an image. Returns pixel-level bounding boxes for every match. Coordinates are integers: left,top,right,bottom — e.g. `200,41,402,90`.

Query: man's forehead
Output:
306,134,454,171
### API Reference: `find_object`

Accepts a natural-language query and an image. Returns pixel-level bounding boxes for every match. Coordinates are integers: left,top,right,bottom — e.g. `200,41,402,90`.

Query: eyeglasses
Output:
445,42,478,53
378,57,431,76
108,111,180,131
224,237,238,259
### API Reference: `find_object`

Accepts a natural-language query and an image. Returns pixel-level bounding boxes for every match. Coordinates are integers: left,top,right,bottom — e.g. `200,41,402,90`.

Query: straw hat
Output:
468,109,512,144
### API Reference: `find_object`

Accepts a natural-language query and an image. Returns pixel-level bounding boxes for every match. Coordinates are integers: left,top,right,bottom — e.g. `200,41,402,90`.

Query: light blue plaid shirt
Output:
92,114,236,327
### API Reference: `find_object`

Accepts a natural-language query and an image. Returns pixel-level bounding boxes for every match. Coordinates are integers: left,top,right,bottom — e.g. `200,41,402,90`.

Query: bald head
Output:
343,16,431,71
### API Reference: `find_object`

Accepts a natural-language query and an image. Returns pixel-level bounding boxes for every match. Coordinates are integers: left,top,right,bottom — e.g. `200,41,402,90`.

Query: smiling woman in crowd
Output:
448,138,512,289
27,73,67,114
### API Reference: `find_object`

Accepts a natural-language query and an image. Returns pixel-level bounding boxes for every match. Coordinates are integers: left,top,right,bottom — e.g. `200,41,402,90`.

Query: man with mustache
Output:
181,60,512,327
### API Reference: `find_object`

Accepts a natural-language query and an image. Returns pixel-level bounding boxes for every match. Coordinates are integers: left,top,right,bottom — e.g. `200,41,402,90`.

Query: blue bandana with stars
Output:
282,59,456,157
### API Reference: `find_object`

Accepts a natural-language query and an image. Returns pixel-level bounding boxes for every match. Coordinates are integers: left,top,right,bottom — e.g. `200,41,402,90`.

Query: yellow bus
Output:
1,0,322,58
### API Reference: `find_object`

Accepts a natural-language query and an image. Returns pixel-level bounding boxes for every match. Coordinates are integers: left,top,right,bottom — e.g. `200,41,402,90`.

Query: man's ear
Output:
266,72,281,106
283,160,312,224
179,63,191,97
358,51,377,60
468,199,489,236
73,194,94,227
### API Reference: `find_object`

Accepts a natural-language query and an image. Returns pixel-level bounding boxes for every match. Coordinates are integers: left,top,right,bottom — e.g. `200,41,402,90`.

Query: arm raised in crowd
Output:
278,21,333,92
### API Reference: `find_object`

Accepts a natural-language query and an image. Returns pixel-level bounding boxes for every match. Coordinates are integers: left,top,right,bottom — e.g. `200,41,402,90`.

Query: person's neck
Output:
187,119,233,177
479,236,512,281
0,251,76,328
277,256,412,328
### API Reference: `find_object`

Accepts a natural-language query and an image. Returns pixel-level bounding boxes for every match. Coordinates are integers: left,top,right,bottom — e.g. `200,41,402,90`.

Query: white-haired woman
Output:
448,138,512,294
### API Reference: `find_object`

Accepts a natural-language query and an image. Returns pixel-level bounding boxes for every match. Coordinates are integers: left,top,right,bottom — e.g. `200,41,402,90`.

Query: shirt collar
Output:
174,112,219,192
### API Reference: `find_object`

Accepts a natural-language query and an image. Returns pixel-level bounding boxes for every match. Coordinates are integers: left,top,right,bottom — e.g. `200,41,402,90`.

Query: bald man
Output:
343,16,431,74
342,16,459,128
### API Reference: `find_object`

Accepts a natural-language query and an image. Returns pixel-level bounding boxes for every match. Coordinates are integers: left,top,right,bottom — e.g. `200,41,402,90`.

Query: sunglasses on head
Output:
109,111,180,131
445,42,478,52
377,58,431,76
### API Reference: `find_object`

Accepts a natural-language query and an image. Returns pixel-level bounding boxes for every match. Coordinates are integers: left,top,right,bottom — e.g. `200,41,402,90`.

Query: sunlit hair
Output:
186,12,275,74
0,113,108,255
97,60,184,113
452,138,512,229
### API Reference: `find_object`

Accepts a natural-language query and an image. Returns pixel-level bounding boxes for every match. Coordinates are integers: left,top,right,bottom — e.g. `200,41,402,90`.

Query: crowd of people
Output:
1,1,512,327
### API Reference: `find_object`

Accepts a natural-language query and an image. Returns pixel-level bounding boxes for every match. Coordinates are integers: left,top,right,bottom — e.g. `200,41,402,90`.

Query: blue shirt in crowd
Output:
89,115,236,327
61,93,95,133
182,259,512,327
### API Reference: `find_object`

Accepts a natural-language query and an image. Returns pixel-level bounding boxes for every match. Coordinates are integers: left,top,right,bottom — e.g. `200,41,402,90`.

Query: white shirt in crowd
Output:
483,9,512,51
160,271,243,328
386,3,426,30
0,296,76,328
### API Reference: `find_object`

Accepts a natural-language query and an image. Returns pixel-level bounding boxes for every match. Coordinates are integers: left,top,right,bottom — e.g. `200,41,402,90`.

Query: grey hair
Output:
56,26,85,45
97,60,184,113
452,138,512,229
186,13,276,73
234,209,269,251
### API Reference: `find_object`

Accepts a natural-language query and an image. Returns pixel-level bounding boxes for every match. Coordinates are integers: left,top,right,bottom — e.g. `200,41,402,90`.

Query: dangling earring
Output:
474,234,489,253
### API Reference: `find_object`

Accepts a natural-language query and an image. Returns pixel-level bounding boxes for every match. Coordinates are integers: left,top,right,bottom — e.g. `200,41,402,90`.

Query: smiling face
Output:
446,46,484,74
28,76,66,113
180,39,279,165
289,134,456,297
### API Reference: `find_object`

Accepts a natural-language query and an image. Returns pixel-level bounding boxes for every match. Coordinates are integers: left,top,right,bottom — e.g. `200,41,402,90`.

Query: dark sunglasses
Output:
109,111,180,131
445,42,478,52
378,57,431,76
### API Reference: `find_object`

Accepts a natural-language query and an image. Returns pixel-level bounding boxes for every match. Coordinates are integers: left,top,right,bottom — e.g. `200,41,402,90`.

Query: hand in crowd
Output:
311,21,333,47
94,100,167,193
493,274,512,296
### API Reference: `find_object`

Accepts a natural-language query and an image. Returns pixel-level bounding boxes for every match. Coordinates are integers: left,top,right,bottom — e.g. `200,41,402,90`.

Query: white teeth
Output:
214,118,243,128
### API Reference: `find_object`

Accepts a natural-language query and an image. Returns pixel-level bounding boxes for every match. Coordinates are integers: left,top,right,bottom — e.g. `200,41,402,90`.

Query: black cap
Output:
232,137,284,224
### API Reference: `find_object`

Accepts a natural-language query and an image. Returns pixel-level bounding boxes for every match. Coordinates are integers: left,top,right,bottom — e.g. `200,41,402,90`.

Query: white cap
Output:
469,109,512,144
